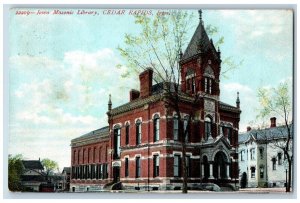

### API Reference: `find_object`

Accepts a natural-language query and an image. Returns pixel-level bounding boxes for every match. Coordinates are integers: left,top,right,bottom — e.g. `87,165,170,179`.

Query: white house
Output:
238,117,292,188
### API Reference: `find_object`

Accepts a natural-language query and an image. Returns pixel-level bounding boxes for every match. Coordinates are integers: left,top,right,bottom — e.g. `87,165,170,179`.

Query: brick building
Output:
70,11,241,192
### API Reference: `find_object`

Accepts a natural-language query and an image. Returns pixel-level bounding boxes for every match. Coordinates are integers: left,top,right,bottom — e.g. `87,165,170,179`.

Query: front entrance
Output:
113,166,120,183
213,151,228,180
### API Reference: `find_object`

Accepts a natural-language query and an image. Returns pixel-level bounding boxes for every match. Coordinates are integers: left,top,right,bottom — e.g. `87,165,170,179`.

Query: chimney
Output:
139,68,153,99
130,89,140,101
236,92,240,109
247,126,251,132
270,117,276,128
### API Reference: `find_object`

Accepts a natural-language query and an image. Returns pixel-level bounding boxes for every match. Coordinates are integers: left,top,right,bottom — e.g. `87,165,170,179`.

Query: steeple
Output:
198,9,203,23
181,10,219,62
108,94,112,112
236,92,240,109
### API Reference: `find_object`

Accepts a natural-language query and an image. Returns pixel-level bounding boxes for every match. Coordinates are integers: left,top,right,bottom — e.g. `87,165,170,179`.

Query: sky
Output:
8,8,293,171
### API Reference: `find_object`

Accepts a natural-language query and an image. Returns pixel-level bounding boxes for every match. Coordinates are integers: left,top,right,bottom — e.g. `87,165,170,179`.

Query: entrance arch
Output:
213,151,228,180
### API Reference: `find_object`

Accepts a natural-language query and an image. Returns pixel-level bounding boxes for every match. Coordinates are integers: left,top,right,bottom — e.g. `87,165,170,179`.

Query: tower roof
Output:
181,11,219,62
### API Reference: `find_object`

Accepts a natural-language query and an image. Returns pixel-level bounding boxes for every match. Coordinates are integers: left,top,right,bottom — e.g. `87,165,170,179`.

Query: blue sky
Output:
8,9,293,170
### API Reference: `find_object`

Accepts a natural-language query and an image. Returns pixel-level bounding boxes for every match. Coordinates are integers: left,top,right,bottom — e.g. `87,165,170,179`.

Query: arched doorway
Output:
213,151,228,180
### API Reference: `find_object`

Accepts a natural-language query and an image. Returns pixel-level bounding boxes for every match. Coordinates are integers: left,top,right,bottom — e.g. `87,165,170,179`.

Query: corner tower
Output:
179,10,221,98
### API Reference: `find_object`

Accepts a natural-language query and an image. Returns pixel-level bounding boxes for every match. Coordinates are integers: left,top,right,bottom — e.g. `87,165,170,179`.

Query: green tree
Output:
41,158,59,176
118,10,241,193
257,81,293,192
8,154,24,191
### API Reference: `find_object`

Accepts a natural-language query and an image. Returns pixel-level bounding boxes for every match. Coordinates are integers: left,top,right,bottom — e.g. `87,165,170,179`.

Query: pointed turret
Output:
236,92,240,109
108,94,112,112
180,10,219,62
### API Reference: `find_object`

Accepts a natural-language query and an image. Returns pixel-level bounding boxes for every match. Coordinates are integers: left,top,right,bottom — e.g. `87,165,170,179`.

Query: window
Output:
136,120,142,145
103,163,108,179
186,156,191,177
113,127,121,159
93,147,96,162
99,147,102,162
259,148,264,160
174,155,181,177
272,158,276,170
125,158,129,177
204,78,213,94
88,148,91,163
173,115,179,141
209,78,212,94
240,150,245,161
153,155,159,177
260,166,264,178
250,148,255,160
99,164,103,179
205,117,212,140
78,150,80,164
205,78,208,93
192,78,196,94
125,124,130,145
154,115,160,142
184,116,189,142
227,127,232,144
73,150,76,164
136,157,141,178
250,167,255,178
278,153,282,165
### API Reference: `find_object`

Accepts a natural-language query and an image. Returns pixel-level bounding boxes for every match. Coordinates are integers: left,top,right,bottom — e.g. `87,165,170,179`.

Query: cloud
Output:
218,10,293,63
9,48,139,168
220,82,258,132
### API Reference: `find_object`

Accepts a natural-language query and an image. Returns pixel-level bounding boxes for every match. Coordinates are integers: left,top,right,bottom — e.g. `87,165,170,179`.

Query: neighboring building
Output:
62,167,71,191
238,117,292,188
70,11,241,191
20,160,47,192
70,127,110,192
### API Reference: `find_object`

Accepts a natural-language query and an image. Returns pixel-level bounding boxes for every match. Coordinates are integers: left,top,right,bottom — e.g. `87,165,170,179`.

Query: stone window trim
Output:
113,123,122,129
152,112,161,119
153,114,160,142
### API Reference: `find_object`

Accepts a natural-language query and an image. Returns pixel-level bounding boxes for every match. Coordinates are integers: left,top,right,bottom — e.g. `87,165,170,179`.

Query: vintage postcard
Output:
7,6,294,196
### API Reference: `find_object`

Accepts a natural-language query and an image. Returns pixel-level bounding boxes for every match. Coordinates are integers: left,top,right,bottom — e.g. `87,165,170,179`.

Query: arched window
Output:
184,116,189,142
136,119,142,145
153,114,160,142
125,122,130,145
186,68,196,94
113,125,121,159
173,115,179,141
204,66,214,94
205,116,212,140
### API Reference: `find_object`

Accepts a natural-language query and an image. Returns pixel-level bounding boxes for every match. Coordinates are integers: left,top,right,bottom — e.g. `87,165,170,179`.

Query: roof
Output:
62,167,71,174
181,20,219,62
22,160,44,170
71,126,109,147
21,175,46,182
219,101,241,113
238,125,292,144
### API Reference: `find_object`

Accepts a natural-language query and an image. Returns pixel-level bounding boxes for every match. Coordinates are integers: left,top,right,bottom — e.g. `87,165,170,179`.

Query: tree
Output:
118,10,240,193
8,154,24,191
256,81,293,192
41,158,59,177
